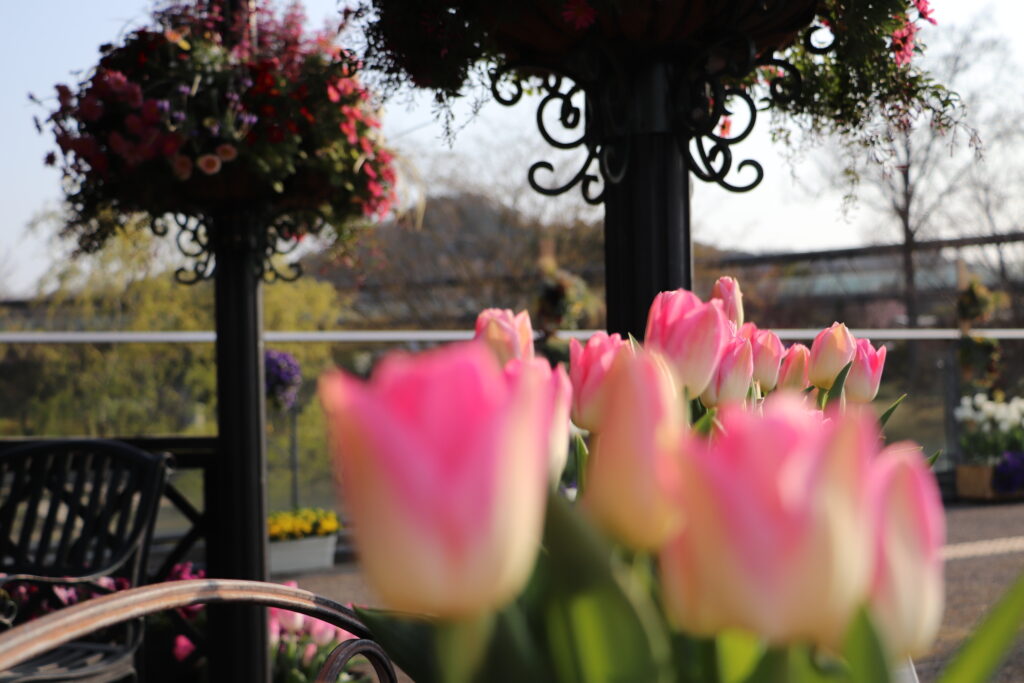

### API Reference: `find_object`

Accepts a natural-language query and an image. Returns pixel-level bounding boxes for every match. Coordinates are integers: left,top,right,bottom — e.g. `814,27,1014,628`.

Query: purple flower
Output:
993,452,1024,494
265,350,302,411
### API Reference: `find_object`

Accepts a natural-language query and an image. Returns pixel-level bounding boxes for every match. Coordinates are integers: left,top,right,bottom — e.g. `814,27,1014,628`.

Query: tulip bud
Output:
307,618,336,646
173,635,196,662
701,335,753,407
584,349,684,550
778,343,810,391
274,604,306,633
507,357,573,483
568,332,627,432
869,445,945,659
268,615,281,647
808,322,857,389
474,308,534,365
661,395,875,650
645,289,729,398
711,276,744,328
750,328,785,392
846,338,887,403
320,342,551,617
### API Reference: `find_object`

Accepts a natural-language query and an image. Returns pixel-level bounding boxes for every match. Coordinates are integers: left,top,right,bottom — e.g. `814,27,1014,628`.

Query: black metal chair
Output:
0,440,169,682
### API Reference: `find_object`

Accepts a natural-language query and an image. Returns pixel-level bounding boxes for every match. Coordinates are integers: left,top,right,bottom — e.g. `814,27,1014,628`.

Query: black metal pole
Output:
290,406,299,510
206,210,270,683
602,62,692,338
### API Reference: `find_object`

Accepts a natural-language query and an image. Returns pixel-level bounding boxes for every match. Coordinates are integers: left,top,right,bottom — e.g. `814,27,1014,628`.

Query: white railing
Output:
1,328,1023,345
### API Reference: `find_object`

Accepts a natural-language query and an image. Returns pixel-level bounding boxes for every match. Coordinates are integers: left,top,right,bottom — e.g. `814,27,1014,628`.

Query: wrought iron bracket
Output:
489,24,830,200
149,208,329,285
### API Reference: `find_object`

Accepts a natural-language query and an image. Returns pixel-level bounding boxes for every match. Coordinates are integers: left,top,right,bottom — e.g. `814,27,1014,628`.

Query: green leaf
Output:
824,362,854,410
357,605,549,683
529,494,672,683
436,615,494,683
938,571,1024,683
740,644,851,683
693,408,718,437
717,631,764,683
927,450,942,468
672,635,720,683
355,608,439,683
690,398,707,424
482,604,552,682
842,609,890,683
878,394,907,429
741,648,788,683
574,434,589,495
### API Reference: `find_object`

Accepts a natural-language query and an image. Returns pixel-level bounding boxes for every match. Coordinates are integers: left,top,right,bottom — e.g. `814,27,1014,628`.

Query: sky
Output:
1,1,1021,297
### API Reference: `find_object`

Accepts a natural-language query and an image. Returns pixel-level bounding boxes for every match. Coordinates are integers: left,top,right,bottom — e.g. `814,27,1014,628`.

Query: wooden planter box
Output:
955,464,1024,501
269,535,337,575
956,464,997,500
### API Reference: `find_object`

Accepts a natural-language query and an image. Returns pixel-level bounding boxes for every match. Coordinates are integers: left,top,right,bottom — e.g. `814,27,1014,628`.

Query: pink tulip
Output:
309,618,338,646
272,604,305,633
584,349,684,550
507,357,573,482
645,289,730,398
320,342,552,617
173,635,196,662
701,335,753,407
661,395,876,649
869,445,945,658
302,642,318,666
474,308,534,365
268,614,281,647
778,343,810,391
846,338,887,403
568,332,627,432
808,322,857,389
750,328,785,392
711,276,744,328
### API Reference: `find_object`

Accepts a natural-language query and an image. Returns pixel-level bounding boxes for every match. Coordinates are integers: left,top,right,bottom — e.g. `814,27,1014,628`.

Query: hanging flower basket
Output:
41,0,397,254
360,0,959,159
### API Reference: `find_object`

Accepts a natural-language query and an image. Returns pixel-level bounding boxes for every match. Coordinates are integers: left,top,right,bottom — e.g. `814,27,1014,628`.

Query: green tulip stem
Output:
435,614,495,683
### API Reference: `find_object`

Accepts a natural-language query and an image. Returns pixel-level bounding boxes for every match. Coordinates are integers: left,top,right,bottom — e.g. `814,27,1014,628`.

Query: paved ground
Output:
916,502,1024,682
288,501,1024,682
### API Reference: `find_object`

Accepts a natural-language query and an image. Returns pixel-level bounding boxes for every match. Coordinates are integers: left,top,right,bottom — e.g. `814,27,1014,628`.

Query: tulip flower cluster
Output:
267,590,359,683
319,278,946,683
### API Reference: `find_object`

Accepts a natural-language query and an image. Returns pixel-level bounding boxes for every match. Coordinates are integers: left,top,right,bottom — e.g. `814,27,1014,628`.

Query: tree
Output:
833,20,1020,330
0,218,351,509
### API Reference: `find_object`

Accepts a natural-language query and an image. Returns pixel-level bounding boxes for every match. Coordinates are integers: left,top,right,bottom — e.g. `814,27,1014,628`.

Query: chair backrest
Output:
0,440,169,586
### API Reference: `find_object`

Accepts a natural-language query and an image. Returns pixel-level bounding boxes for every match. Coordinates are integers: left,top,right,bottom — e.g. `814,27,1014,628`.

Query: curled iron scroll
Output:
151,213,215,284
490,64,609,205
315,639,398,683
149,209,330,284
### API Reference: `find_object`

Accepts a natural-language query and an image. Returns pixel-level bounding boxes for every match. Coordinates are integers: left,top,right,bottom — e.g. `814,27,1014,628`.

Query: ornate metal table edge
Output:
0,578,398,683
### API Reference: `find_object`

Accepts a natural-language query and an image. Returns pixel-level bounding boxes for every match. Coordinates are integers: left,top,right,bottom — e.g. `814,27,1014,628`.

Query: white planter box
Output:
269,535,337,574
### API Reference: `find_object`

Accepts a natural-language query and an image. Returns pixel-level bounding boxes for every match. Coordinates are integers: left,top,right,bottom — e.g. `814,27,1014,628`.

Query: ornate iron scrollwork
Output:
490,65,609,205
491,24,830,200
151,213,215,285
148,208,329,285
